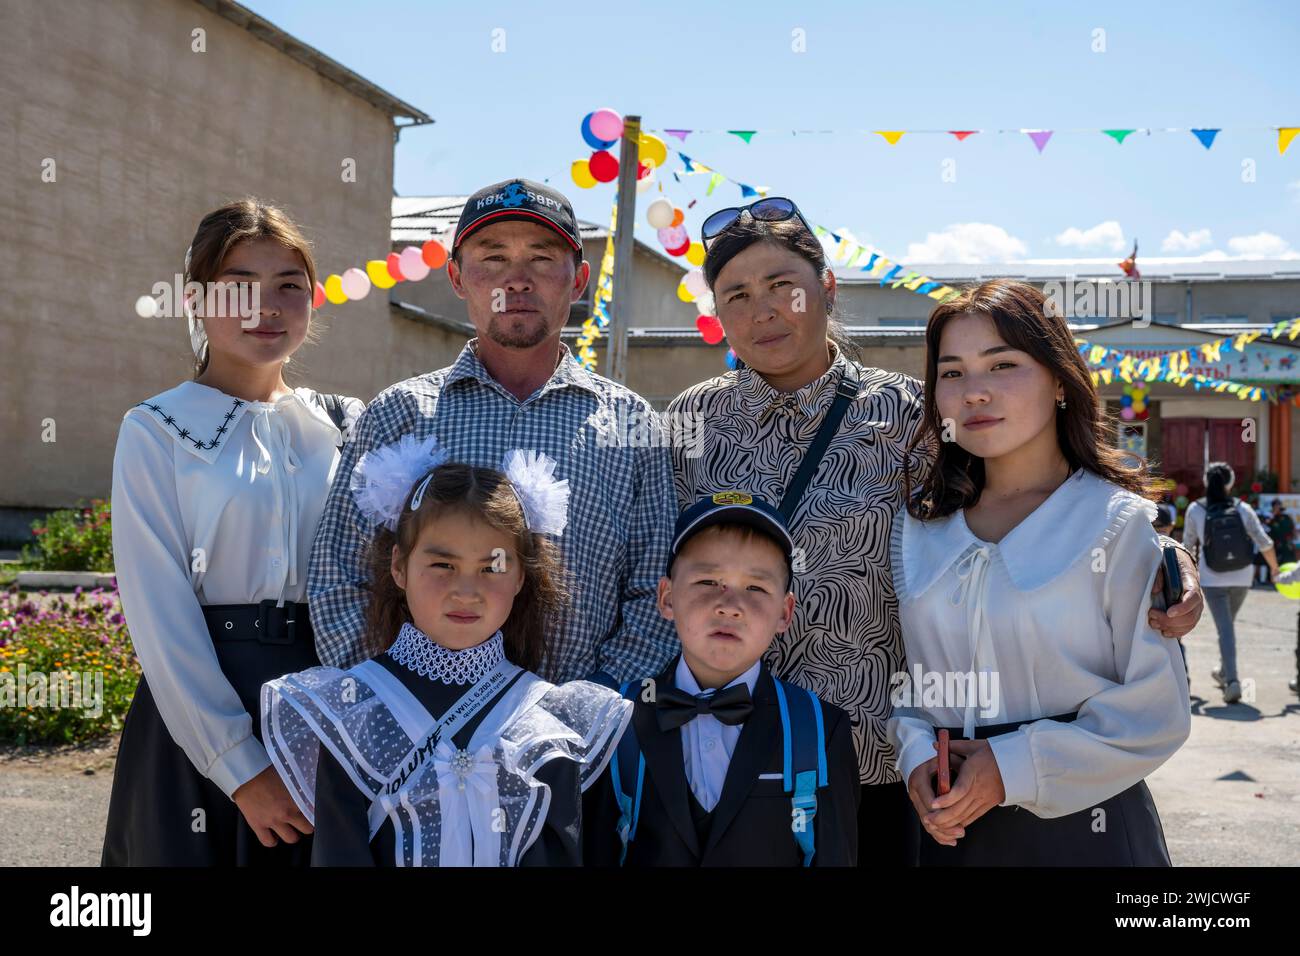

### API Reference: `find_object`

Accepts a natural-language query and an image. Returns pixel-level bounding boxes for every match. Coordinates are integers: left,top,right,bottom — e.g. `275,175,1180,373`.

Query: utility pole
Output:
607,114,640,384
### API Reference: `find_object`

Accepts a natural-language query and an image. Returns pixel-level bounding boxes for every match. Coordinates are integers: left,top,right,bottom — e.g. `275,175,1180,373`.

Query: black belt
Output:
202,601,313,646
937,711,1078,740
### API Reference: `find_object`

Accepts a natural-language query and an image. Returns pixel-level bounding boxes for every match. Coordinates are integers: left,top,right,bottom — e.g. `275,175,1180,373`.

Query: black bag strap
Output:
314,392,349,448
777,366,861,523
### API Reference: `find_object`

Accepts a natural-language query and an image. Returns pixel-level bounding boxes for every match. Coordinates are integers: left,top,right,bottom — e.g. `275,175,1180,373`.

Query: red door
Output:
1208,418,1257,491
1162,418,1206,499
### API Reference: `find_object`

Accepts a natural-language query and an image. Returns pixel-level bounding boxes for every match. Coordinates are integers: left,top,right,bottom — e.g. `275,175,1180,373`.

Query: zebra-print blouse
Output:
668,344,930,786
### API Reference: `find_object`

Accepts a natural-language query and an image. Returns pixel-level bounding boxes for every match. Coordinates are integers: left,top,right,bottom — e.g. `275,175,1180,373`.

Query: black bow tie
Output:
655,684,754,731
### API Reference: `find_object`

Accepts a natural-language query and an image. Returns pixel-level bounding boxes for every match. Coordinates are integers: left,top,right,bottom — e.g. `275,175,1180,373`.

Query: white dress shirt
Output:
111,381,357,797
886,469,1191,819
674,656,761,812
1182,498,1274,589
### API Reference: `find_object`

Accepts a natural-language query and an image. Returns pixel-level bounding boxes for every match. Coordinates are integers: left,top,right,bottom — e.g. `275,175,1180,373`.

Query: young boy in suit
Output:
584,492,860,866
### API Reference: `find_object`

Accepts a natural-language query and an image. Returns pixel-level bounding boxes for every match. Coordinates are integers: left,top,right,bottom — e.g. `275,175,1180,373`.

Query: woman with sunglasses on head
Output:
666,197,1204,866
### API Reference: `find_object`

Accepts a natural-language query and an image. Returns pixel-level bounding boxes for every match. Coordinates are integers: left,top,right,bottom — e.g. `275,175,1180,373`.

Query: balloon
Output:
725,348,740,370
636,173,655,194
340,267,371,300
571,158,597,189
684,269,709,297
657,225,688,249
386,253,406,281
134,295,159,318
646,198,674,229
696,315,725,345
670,207,684,228
1277,562,1300,599
677,280,696,303
312,281,326,308
666,239,691,257
399,246,430,281
685,242,705,266
1175,495,1189,509
638,132,668,169
580,111,616,150
421,239,447,269
324,274,348,304
695,291,716,315
589,108,624,142
1120,394,1132,406
366,260,397,289
588,150,619,183
1120,407,1135,420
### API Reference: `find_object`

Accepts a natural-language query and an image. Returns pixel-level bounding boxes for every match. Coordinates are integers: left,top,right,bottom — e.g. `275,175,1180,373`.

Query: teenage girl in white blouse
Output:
888,278,1190,866
102,199,362,865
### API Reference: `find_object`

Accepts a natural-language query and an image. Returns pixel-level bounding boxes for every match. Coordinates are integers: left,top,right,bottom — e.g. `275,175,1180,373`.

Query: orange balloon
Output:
421,239,447,269
670,208,684,227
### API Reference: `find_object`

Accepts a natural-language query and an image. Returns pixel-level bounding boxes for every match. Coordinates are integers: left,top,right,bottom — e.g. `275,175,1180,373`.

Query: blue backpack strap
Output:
773,679,829,867
609,680,646,866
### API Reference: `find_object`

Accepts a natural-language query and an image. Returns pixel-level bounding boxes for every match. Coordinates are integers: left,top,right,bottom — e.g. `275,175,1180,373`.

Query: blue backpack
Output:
609,677,829,866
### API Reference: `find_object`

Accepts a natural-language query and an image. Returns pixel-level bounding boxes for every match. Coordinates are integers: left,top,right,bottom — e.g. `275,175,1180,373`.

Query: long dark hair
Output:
702,215,861,363
904,278,1155,520
1204,462,1234,506
363,463,568,672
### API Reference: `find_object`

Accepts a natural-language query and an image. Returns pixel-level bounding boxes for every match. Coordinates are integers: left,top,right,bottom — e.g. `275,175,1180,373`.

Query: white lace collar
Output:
386,622,507,685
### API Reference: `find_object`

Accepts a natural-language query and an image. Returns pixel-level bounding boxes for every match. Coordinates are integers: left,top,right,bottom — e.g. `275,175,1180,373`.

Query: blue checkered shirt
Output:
308,340,681,682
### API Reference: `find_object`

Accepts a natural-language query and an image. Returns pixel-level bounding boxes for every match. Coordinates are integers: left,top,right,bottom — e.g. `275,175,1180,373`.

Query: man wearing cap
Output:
308,179,679,683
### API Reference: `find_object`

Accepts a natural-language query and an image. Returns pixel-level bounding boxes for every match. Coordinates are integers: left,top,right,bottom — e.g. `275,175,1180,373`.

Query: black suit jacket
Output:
583,660,859,866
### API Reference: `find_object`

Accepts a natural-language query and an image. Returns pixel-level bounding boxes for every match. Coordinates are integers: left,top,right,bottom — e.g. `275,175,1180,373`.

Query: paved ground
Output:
1,588,1297,866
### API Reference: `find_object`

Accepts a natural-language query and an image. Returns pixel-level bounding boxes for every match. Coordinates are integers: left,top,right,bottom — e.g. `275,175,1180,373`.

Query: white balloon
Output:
695,291,715,315
684,269,709,297
636,172,655,194
646,198,674,229
399,246,430,281
340,267,371,300
134,295,159,318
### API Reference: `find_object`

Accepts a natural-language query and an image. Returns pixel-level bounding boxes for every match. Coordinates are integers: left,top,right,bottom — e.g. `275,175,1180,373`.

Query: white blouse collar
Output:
893,468,1157,602
128,381,338,464
386,623,508,685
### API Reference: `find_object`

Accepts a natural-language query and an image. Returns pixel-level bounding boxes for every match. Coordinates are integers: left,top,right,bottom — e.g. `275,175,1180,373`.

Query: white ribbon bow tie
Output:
433,742,502,867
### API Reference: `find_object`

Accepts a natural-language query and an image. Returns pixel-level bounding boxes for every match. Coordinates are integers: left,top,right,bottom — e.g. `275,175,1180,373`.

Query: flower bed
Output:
0,583,139,744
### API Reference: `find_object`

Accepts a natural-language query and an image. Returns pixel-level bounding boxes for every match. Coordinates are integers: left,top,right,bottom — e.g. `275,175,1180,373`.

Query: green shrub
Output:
21,499,114,572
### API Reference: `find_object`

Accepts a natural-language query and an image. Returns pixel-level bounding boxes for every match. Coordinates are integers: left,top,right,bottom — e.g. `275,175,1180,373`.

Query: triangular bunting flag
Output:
1102,129,1136,144
1191,128,1219,150
949,131,977,141
1026,130,1054,153
1280,128,1300,155
729,130,757,144
664,129,692,142
739,183,759,198
705,172,723,196
876,131,906,146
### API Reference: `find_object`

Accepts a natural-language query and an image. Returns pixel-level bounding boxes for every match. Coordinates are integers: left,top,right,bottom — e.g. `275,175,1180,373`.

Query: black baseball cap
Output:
667,492,795,578
453,179,583,254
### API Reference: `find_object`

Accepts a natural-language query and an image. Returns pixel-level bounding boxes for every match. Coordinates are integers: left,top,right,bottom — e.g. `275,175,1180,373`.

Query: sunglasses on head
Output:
701,197,815,251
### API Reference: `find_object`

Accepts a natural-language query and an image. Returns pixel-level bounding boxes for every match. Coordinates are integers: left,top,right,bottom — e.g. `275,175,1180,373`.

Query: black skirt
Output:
102,601,320,866
915,714,1173,867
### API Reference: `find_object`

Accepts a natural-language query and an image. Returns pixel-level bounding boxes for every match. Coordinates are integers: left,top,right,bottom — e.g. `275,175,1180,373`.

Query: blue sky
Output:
245,0,1299,266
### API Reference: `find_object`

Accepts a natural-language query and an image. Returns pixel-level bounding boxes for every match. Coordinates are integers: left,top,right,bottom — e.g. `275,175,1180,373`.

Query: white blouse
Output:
886,469,1190,819
111,381,360,797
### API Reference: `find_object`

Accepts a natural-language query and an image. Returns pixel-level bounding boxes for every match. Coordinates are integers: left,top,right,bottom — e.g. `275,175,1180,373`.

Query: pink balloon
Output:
1120,407,1136,420
399,246,430,281
657,225,688,248
340,267,371,300
589,108,624,142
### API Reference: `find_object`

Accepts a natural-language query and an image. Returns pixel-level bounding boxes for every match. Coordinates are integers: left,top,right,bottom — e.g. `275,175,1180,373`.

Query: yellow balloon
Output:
366,260,397,289
677,281,696,303
685,242,705,266
638,132,667,170
571,159,597,189
324,274,347,304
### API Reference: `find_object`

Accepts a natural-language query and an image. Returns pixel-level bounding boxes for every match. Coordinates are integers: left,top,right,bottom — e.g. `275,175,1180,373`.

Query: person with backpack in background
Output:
1183,463,1280,704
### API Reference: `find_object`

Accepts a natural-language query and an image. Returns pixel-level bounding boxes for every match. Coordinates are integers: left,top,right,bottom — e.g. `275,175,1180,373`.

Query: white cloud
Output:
1222,232,1295,258
904,223,1030,263
1161,228,1212,253
1054,220,1127,252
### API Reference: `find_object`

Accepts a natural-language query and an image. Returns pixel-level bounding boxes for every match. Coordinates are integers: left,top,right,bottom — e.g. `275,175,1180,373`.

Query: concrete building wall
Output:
1,0,416,509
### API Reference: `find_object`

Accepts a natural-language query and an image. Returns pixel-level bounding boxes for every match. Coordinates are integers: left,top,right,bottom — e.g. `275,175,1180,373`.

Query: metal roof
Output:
838,258,1300,285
